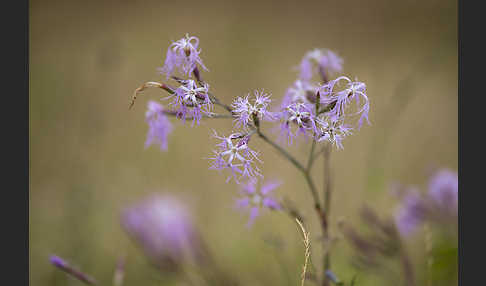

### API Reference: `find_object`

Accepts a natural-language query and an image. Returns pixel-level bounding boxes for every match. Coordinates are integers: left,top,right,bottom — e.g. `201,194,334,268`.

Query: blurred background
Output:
30,0,457,285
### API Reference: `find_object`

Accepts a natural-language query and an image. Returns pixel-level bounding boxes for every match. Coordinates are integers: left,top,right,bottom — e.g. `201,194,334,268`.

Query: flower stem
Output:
322,143,332,286
307,140,316,171
256,129,322,213
208,93,233,114
318,73,333,286
161,110,232,119
129,81,175,110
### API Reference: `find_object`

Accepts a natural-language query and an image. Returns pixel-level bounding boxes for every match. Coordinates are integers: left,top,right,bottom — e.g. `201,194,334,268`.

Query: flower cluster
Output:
393,169,458,237
278,49,369,149
140,33,212,152
133,35,371,226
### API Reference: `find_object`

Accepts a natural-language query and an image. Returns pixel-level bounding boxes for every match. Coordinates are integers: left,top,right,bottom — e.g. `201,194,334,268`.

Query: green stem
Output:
308,146,326,170
307,140,316,171
208,93,233,114
322,143,332,286
317,74,334,286
323,144,332,216
307,92,320,172
256,129,322,212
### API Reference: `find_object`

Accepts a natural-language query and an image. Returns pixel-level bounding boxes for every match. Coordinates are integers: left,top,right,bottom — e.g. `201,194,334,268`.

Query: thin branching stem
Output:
319,74,332,286
161,110,232,119
323,144,332,214
208,93,233,114
256,129,322,213
322,143,332,286
308,91,319,173
307,140,316,171
307,146,326,170
129,81,175,110
130,81,332,283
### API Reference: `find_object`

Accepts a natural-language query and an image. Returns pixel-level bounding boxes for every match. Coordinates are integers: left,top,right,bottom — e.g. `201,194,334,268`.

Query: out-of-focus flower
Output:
231,90,276,128
428,169,458,212
121,195,203,272
394,188,428,237
299,49,343,81
325,270,341,284
160,33,208,79
279,102,318,144
236,179,282,227
209,131,261,183
49,255,98,285
280,50,370,149
393,169,458,237
320,76,370,128
281,80,318,107
171,79,212,125
145,101,173,151
340,206,406,281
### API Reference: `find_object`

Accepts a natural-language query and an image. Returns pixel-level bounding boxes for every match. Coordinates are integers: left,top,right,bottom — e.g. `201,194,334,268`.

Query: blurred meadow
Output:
30,0,457,285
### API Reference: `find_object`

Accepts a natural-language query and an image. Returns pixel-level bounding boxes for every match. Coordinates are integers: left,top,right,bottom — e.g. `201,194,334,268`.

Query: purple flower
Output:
392,169,458,237
49,255,98,285
319,50,343,76
316,118,352,149
279,102,318,144
170,79,212,125
428,169,458,212
209,131,262,183
299,56,313,82
236,179,282,227
50,255,68,268
320,76,370,128
120,194,203,271
299,49,343,81
145,101,173,151
159,34,208,79
231,90,276,128
281,80,318,107
394,188,428,237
